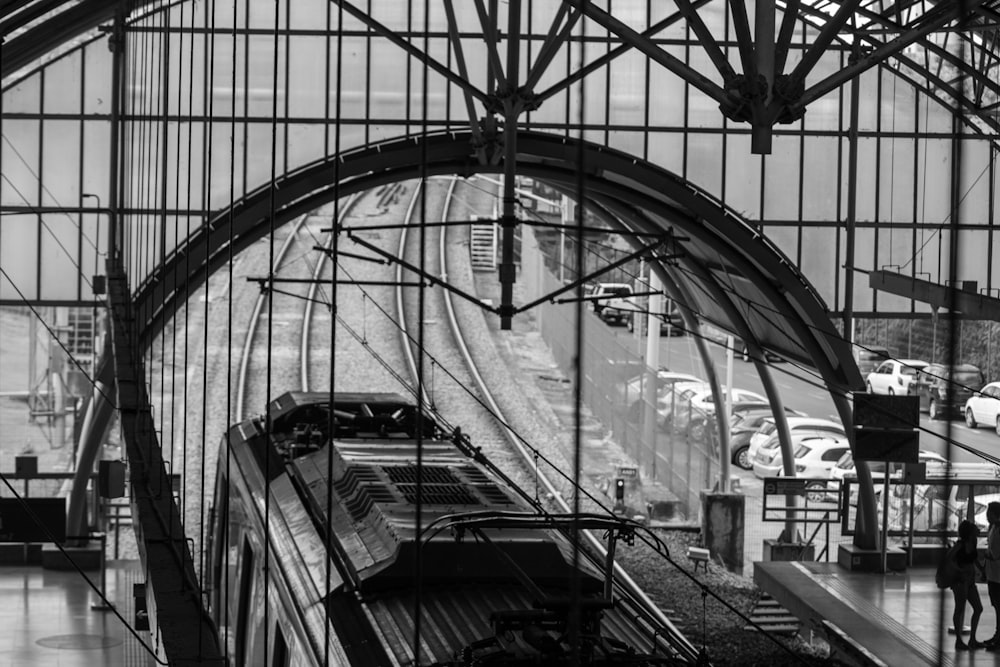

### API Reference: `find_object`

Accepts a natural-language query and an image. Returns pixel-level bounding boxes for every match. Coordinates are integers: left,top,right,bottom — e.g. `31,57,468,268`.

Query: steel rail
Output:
234,213,308,421
301,193,361,392
393,175,700,663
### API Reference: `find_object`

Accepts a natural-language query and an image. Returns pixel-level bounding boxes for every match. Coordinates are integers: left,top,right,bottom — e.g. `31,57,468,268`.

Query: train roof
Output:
240,391,605,592
227,392,683,664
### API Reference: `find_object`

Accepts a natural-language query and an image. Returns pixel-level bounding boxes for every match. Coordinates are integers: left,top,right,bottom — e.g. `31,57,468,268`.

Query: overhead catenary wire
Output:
412,0,431,656
323,1,343,659
571,2,587,657
219,0,242,659
262,0,283,656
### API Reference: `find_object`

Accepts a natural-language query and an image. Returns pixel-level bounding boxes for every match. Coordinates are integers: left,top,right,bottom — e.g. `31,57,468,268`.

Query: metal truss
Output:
4,1,1000,150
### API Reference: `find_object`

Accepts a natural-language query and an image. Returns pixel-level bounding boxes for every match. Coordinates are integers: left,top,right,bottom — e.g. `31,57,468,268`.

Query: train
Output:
206,390,692,665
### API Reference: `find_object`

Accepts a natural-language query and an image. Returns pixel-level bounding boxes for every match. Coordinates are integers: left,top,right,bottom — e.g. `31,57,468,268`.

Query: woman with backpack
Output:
948,519,985,651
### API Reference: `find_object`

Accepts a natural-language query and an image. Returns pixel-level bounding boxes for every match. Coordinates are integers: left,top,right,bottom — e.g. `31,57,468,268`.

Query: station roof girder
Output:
869,269,1000,320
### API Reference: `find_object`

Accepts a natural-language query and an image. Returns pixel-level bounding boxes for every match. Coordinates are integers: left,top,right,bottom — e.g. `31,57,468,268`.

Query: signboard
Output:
853,427,919,463
763,478,809,496
761,477,841,523
903,461,1000,483
0,498,66,543
853,393,919,430
617,466,638,478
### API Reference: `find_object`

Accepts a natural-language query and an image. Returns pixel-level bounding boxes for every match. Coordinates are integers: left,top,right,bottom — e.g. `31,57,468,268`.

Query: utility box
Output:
701,491,745,574
98,460,126,498
763,539,815,562
838,543,907,572
644,483,682,522
15,456,37,476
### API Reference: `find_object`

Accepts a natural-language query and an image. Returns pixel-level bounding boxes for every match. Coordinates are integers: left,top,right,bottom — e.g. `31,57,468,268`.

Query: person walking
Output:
984,502,1000,649
950,519,985,651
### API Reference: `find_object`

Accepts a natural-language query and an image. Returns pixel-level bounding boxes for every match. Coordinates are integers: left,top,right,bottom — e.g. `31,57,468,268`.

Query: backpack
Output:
936,543,962,589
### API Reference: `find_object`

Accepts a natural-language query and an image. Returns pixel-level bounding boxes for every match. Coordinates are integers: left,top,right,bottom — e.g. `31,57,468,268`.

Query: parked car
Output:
670,399,776,445
656,382,746,432
865,358,929,396
913,363,984,420
824,449,948,493
626,300,684,336
729,407,808,470
656,381,707,431
623,370,702,421
789,437,852,478
746,416,845,466
752,434,848,479
827,460,1000,533
587,282,635,325
668,403,714,442
964,381,1000,436
855,345,892,376
911,467,1000,533
812,450,952,506
668,384,768,415
657,383,769,433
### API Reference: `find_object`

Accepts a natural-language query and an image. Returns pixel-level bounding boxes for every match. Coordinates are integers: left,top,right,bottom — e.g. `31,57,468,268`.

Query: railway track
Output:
124,173,798,665
218,175,698,661
394,176,700,662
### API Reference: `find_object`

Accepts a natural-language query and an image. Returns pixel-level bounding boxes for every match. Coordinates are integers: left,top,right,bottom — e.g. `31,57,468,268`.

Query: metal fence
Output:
520,230,860,574
523,229,720,519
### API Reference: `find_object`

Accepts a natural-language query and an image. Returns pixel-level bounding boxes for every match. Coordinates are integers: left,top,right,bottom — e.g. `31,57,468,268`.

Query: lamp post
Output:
81,193,104,295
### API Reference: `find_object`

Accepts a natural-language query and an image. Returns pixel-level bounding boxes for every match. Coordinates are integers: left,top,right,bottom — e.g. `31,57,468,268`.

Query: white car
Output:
686,386,768,414
964,381,1000,436
818,449,949,501
746,416,845,465
912,478,1000,534
659,382,767,419
587,282,635,325
790,437,852,478
865,358,928,396
752,434,848,479
829,449,948,486
623,370,702,420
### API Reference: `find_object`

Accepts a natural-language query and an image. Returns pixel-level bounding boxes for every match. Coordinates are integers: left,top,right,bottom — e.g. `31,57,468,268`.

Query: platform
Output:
0,559,153,667
755,560,999,666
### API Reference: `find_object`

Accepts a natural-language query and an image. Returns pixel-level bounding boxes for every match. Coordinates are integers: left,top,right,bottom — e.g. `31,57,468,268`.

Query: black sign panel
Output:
853,427,919,463
853,393,919,430
0,498,66,543
762,478,809,496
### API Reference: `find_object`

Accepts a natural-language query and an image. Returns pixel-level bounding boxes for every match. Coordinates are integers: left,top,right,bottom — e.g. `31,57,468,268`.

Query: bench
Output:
688,546,710,572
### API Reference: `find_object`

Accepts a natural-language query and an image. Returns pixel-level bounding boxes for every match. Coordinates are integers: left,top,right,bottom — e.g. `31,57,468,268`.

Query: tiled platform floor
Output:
756,560,1000,667
10,554,1000,666
0,560,153,667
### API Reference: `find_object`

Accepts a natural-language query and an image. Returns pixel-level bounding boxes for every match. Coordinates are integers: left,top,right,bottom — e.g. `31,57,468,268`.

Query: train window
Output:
272,627,289,667
209,476,230,618
235,538,254,667
248,616,267,666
